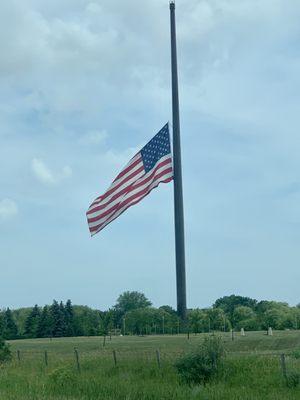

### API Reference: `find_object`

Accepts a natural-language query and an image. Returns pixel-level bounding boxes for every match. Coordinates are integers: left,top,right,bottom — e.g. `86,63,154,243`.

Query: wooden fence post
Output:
103,335,106,347
280,354,287,382
17,350,21,362
74,348,80,373
156,349,161,368
44,350,48,366
231,329,234,341
113,350,117,367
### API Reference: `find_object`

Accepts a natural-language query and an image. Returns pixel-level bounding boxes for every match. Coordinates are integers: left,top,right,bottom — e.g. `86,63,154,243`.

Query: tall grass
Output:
1,332,300,399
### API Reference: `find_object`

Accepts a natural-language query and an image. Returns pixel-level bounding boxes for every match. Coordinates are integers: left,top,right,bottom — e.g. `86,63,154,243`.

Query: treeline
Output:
189,295,300,333
0,300,102,340
1,293,300,340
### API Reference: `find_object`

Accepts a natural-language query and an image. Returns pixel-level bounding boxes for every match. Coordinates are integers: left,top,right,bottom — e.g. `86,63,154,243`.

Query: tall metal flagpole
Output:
170,0,187,320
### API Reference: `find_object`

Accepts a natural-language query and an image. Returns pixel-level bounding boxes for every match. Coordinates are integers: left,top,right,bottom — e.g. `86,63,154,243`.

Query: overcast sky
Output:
1,0,299,310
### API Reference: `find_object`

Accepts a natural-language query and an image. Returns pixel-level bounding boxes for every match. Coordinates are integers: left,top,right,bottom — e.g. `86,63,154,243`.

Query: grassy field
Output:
0,331,300,399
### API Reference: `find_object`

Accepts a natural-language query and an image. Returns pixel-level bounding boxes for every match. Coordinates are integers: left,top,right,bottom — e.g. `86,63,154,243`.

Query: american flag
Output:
86,123,173,236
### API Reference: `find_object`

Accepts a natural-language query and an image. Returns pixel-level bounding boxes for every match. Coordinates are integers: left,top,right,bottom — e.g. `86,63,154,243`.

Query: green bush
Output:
291,349,300,359
0,338,12,363
175,335,224,385
48,367,76,388
286,372,300,388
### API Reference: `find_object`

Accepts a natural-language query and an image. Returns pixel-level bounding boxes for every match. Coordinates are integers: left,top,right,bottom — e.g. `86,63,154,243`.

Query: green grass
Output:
0,331,300,399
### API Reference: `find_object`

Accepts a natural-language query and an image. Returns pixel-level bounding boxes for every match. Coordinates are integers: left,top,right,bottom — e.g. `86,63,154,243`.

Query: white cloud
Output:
79,130,107,145
31,158,72,185
0,199,18,220
1,0,300,308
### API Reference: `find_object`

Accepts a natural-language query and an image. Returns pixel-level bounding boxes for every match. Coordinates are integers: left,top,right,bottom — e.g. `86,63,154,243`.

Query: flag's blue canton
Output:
141,124,171,173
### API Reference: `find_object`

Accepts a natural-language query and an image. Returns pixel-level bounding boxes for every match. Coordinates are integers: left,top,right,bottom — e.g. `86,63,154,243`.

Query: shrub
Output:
48,367,76,388
0,338,12,363
175,335,224,385
291,349,300,359
286,372,300,388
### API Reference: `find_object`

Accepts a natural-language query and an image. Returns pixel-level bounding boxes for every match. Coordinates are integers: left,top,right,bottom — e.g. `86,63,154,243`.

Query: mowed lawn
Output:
1,331,300,399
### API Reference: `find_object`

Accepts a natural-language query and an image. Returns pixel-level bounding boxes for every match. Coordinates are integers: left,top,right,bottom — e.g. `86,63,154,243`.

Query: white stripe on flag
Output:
87,157,172,226
91,170,173,235
87,155,171,218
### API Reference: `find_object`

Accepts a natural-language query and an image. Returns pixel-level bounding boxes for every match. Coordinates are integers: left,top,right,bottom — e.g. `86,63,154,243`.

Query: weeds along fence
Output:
10,346,300,384
12,347,186,367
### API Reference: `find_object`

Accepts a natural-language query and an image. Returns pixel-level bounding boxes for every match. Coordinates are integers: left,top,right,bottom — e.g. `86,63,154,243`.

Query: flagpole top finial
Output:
170,0,175,9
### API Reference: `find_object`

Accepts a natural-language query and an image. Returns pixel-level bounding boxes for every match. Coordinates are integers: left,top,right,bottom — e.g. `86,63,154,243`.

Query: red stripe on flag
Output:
112,155,141,183
87,157,172,218
89,163,144,208
89,168,173,231
90,175,173,234
86,124,173,236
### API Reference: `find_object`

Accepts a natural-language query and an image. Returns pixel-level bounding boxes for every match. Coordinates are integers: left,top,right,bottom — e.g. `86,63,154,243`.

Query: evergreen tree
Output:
0,313,4,338
2,308,18,339
59,301,67,336
24,305,41,338
65,300,75,337
36,306,53,338
50,300,60,336
49,300,66,337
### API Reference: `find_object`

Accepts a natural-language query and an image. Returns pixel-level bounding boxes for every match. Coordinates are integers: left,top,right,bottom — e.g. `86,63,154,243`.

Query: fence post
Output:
74,348,80,373
280,354,287,382
103,335,106,347
156,349,161,368
231,329,234,341
44,350,48,366
17,350,21,362
113,350,117,367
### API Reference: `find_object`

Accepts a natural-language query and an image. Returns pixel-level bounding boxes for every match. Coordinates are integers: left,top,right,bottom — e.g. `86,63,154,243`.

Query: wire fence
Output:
7,331,300,387
11,346,300,377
